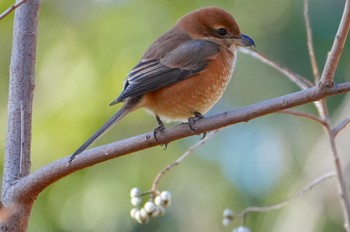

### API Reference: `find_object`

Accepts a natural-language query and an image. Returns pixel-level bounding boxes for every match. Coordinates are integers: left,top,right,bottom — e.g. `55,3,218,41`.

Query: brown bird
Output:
69,6,255,162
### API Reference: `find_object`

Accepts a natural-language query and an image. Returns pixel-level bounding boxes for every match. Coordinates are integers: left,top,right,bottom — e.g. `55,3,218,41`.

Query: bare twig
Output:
0,0,29,21
332,116,350,136
239,48,313,89
319,0,350,88
325,124,350,231
151,130,219,193
237,172,336,222
279,109,326,125
304,0,320,82
303,1,350,229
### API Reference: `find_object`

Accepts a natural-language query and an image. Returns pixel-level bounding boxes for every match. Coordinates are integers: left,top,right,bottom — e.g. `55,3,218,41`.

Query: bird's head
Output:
176,7,255,48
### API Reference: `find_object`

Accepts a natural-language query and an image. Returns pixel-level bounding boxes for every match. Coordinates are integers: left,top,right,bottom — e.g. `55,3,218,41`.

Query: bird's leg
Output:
153,115,168,149
188,111,207,139
153,115,165,140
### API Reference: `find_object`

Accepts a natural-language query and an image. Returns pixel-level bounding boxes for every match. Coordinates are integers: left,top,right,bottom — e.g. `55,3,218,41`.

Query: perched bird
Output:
69,6,255,162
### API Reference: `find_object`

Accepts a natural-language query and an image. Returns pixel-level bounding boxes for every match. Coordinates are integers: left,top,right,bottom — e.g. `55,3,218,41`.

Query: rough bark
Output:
1,0,40,231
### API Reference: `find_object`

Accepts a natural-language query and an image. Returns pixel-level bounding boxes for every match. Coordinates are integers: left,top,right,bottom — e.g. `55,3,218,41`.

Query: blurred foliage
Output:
0,0,350,231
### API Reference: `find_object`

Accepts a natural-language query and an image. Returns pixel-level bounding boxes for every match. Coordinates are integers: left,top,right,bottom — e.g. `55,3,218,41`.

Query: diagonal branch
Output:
7,82,350,202
332,116,350,136
0,0,29,21
304,0,320,82
239,48,313,89
279,109,326,126
151,130,219,193
238,172,336,220
319,0,350,88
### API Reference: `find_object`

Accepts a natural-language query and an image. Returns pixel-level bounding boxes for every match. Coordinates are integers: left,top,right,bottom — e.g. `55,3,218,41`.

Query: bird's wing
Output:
112,40,220,104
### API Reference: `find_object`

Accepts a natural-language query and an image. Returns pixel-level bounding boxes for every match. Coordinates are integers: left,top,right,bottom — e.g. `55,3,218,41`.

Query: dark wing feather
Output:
112,40,220,104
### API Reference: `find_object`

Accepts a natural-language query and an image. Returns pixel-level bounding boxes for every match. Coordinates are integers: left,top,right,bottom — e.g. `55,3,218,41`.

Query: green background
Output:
0,0,349,231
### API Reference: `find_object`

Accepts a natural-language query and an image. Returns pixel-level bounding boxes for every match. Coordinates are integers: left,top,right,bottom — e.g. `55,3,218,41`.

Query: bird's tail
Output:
68,104,132,163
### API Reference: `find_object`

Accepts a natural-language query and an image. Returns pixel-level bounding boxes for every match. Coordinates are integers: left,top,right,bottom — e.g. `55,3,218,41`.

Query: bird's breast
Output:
140,48,237,122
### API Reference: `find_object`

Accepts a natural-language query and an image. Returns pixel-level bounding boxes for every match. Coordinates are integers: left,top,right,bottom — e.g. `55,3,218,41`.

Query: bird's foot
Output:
153,115,168,149
188,112,206,139
153,124,165,141
153,125,168,149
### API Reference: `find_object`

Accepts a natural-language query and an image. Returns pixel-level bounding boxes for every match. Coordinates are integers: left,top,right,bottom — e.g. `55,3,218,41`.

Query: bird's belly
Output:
141,61,234,122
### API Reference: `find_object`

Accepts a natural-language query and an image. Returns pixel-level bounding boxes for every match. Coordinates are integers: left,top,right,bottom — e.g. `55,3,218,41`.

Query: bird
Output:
69,6,255,163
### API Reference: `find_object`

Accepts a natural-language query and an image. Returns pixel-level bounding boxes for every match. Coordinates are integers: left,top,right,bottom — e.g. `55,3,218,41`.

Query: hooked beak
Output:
236,34,255,47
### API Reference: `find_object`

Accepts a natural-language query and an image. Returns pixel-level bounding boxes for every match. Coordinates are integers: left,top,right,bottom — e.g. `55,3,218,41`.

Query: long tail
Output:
68,104,133,163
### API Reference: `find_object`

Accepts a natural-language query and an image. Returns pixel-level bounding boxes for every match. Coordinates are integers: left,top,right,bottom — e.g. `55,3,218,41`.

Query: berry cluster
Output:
222,208,251,232
129,187,172,224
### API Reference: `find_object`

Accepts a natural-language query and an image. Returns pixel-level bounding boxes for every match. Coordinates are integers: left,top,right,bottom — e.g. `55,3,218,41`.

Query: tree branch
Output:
304,0,320,82
319,0,350,88
239,48,313,89
151,130,219,193
279,109,326,126
238,172,336,220
332,116,350,136
1,0,40,231
325,123,350,231
6,82,350,202
0,0,29,21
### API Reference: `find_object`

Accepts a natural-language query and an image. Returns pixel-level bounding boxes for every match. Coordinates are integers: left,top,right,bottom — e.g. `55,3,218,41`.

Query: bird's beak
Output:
236,34,255,47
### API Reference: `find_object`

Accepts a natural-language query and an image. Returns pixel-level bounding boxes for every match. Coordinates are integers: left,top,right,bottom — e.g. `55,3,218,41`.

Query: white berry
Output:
140,208,149,219
233,226,251,232
130,188,141,198
135,210,149,224
144,201,156,213
131,197,142,207
157,205,165,216
223,208,234,219
223,218,232,227
151,207,160,217
160,191,171,201
130,208,138,219
155,196,164,206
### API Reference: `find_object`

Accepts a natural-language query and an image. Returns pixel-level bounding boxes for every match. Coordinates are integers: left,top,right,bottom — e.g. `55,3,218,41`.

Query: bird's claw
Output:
188,112,206,139
153,124,165,141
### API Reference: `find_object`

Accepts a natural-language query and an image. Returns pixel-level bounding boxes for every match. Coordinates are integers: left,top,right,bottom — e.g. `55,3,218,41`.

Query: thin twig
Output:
237,172,336,222
325,124,350,231
304,1,350,229
279,109,326,125
332,116,350,137
304,0,320,82
239,48,313,90
151,130,219,193
319,0,350,88
0,0,29,21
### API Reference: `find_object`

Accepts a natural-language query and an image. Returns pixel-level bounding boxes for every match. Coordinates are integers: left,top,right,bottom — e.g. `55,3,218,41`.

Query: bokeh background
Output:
1,0,350,231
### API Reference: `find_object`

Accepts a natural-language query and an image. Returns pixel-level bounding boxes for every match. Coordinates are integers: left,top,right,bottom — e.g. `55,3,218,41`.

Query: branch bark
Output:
0,0,29,21
319,0,350,88
6,82,350,203
1,0,40,231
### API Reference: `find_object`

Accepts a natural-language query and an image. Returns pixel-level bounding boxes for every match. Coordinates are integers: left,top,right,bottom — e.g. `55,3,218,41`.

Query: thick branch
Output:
3,0,39,196
8,82,350,201
1,0,40,231
319,0,350,88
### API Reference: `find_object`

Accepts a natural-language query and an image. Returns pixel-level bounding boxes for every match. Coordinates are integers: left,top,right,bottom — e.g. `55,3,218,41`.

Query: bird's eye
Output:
217,28,228,37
